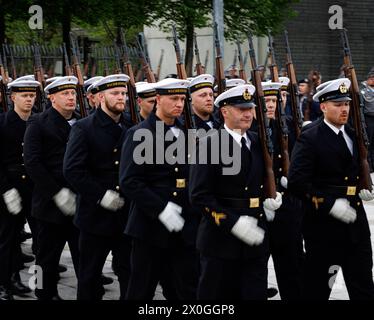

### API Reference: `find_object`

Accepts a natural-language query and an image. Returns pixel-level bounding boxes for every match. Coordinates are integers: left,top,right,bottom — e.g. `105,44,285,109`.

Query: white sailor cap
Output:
214,84,256,108
94,74,130,93
45,76,63,85
7,79,41,92
44,76,78,94
188,74,214,93
12,75,35,82
153,78,189,95
262,81,282,96
85,77,104,94
214,78,246,92
279,77,290,91
313,78,351,102
135,81,148,86
84,76,104,91
136,82,156,99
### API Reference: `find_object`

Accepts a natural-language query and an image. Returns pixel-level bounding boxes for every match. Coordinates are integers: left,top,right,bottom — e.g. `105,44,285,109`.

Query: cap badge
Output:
243,89,251,100
339,83,348,94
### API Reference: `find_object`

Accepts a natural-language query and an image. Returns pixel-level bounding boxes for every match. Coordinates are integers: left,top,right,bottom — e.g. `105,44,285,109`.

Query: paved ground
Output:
16,182,374,301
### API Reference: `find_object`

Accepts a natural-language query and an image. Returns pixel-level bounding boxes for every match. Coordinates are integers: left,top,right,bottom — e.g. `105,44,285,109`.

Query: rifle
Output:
236,41,247,81
69,33,88,118
138,32,152,69
62,43,73,76
214,22,226,95
267,33,290,178
119,28,141,125
156,49,164,80
284,30,303,138
172,24,187,79
340,28,372,191
171,24,195,129
248,32,276,199
0,49,10,112
32,43,47,113
193,33,203,75
136,36,156,83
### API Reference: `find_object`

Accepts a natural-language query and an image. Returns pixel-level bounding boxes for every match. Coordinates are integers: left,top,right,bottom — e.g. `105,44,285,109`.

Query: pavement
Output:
16,181,374,301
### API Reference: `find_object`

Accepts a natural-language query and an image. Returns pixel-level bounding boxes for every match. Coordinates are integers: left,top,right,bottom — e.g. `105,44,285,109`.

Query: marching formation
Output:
0,27,374,301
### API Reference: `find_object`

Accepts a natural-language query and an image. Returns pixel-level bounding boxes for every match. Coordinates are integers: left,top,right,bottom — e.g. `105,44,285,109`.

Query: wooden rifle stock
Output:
69,33,88,118
194,33,203,75
214,23,226,95
236,41,247,81
248,33,276,199
268,33,290,177
171,24,195,129
284,30,302,138
340,29,372,191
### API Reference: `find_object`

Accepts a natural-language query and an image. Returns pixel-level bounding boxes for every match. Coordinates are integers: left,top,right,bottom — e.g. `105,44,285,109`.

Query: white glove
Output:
302,121,312,127
263,192,282,221
329,198,356,223
158,201,185,232
231,215,265,246
100,190,125,211
280,176,288,189
53,188,76,216
2,188,22,215
359,188,374,201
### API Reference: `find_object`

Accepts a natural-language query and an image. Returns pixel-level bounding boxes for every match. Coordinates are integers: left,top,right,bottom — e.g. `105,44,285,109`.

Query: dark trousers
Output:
77,231,131,300
34,219,80,300
198,253,268,300
0,210,23,288
302,226,374,300
126,238,198,300
269,195,305,300
365,114,374,172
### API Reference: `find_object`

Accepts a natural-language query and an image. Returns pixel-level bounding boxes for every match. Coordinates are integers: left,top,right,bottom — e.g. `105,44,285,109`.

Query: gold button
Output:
278,154,282,159
21,175,26,179
344,177,348,181
279,168,282,172
260,214,263,218
173,192,177,196
260,185,263,189
357,176,359,180
245,187,248,191
21,142,24,146
116,186,120,191
113,148,118,153
115,161,119,165
281,192,284,195
175,168,179,172
22,153,24,157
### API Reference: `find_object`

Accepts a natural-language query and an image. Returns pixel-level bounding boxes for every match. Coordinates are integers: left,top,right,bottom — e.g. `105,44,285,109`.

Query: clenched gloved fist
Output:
100,190,125,211
2,188,22,215
263,192,282,222
158,201,184,232
231,215,265,246
329,198,356,224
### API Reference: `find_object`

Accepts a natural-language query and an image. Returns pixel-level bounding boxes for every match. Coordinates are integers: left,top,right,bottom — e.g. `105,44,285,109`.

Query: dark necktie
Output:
241,137,251,175
338,130,352,156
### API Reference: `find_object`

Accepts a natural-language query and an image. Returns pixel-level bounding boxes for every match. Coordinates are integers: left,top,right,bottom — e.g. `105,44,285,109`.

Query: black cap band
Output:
10,86,37,93
263,89,279,97
189,82,213,93
219,95,255,108
138,91,156,98
319,89,350,102
156,88,188,95
96,81,128,93
48,84,77,94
